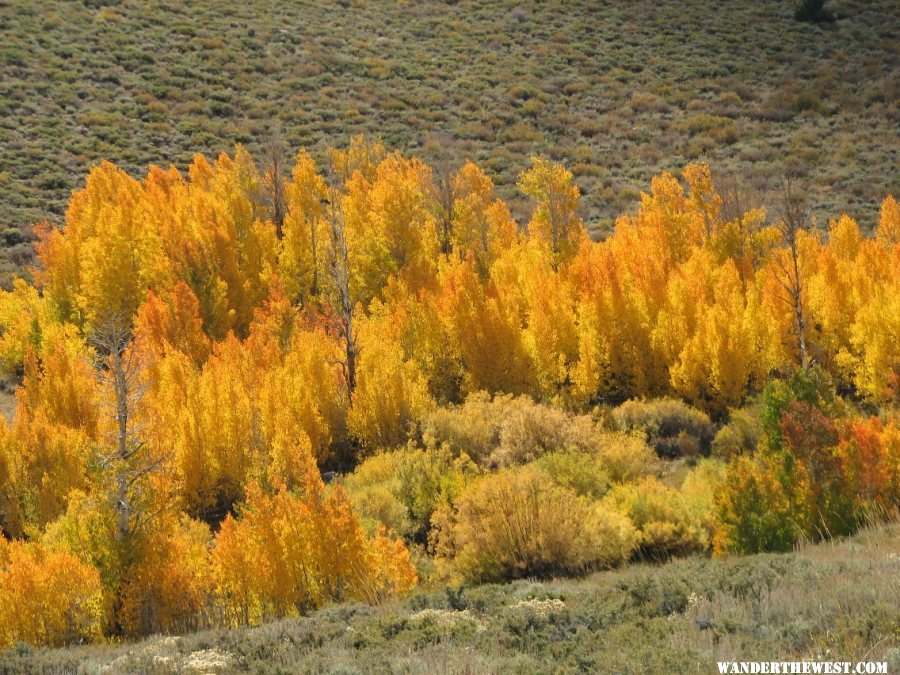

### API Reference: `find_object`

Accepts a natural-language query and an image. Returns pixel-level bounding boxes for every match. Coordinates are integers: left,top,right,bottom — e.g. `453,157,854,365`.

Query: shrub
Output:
344,451,414,538
714,455,811,555
680,458,727,540
712,406,762,459
594,431,661,483
392,446,479,541
532,450,610,499
423,393,662,482
780,401,875,537
794,0,835,23
604,477,710,560
486,396,585,467
422,392,597,468
761,367,837,452
717,412,900,556
434,466,636,581
345,445,479,542
677,114,738,144
614,398,714,458
421,392,505,464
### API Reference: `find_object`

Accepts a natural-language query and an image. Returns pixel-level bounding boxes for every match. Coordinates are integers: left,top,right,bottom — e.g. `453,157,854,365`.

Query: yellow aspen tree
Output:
683,162,723,242
0,329,98,535
33,162,139,326
348,324,434,452
848,264,900,403
117,515,212,638
570,227,670,403
624,170,697,263
517,157,585,267
805,215,864,386
182,335,260,518
876,194,899,247
0,279,53,375
257,327,347,468
134,283,212,367
438,257,536,396
661,254,776,413
280,149,329,303
344,154,440,304
211,474,415,627
329,134,387,185
491,240,577,400
368,276,465,405
34,161,160,331
0,539,104,649
706,207,773,281
450,161,518,274
180,148,278,339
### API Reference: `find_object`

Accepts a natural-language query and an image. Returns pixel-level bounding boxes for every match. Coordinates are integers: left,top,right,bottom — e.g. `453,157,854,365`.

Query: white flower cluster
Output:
510,597,566,617
410,607,486,631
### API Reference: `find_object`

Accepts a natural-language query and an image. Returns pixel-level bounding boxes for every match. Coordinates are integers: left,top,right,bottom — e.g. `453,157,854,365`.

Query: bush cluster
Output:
613,398,715,458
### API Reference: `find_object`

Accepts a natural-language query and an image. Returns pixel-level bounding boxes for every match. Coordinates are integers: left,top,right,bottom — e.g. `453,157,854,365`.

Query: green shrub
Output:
393,445,479,541
714,455,809,555
760,367,838,452
343,451,412,537
613,398,714,458
344,445,478,542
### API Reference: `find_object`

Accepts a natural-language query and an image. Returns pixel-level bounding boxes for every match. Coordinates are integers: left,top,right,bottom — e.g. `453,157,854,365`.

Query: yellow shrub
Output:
604,477,709,560
435,465,636,582
712,406,762,459
422,391,605,468
533,450,610,499
614,398,714,458
595,432,660,483
680,458,727,541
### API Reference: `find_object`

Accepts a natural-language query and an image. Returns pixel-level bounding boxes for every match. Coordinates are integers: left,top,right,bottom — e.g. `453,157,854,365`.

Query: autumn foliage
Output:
0,138,897,647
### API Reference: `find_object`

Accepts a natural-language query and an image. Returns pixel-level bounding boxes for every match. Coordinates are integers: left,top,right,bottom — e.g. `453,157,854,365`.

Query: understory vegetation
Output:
0,135,896,651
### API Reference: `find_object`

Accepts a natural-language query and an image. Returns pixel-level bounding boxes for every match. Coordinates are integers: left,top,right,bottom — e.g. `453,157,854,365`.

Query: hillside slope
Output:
5,524,898,674
1,0,898,280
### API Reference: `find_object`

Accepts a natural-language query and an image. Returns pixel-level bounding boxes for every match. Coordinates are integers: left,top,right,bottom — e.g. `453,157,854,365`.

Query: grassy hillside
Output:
0,0,897,281
4,524,898,674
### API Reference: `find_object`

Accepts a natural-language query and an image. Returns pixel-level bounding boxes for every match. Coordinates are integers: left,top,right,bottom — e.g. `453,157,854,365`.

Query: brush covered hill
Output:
0,0,898,279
